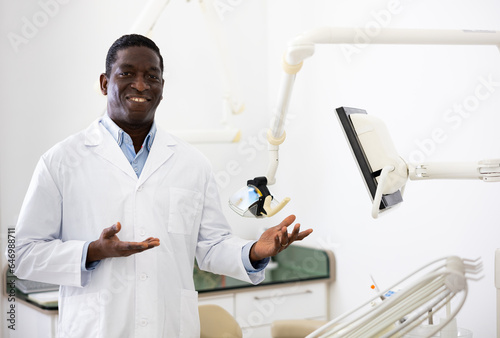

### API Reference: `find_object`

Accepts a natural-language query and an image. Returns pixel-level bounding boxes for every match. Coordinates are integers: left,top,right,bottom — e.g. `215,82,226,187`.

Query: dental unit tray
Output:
306,256,483,338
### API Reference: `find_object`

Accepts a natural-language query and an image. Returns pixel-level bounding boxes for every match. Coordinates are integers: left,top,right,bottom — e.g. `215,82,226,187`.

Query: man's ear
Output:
99,73,108,96
160,78,165,100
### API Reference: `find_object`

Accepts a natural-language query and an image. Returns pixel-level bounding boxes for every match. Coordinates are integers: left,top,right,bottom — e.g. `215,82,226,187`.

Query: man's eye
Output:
119,72,131,76
149,75,160,80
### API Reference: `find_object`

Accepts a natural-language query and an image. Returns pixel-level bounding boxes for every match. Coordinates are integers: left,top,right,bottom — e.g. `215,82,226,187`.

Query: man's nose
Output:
131,76,149,92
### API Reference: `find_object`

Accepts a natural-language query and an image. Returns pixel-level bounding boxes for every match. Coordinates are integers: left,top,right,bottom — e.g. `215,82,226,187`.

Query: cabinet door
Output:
234,282,327,330
15,302,58,338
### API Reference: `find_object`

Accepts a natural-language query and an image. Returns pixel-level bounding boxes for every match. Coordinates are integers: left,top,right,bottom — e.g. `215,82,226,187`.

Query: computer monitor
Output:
336,106,403,212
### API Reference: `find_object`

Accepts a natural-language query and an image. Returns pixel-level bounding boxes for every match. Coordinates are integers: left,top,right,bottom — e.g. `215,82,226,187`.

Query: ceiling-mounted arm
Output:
231,27,500,219
266,27,500,185
114,0,243,143
409,160,500,181
369,159,500,219
199,0,245,116
128,0,171,35
265,33,314,185
349,109,500,218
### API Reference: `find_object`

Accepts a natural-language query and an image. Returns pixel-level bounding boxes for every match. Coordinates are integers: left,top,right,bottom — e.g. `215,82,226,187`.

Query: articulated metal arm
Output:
266,27,500,186
256,27,500,219
408,160,500,182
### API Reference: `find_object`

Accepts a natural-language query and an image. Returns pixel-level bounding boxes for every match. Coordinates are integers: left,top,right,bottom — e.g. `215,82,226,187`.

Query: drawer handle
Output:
254,289,312,300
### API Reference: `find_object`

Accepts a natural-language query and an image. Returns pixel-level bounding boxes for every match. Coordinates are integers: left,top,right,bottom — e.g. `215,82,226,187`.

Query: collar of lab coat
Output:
84,118,178,185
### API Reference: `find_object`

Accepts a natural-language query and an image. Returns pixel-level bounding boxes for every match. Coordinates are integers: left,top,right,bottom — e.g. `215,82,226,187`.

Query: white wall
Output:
1,0,499,337
266,0,500,336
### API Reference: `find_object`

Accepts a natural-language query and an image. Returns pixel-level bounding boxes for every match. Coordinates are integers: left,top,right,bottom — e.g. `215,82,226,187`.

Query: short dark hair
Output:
105,34,164,77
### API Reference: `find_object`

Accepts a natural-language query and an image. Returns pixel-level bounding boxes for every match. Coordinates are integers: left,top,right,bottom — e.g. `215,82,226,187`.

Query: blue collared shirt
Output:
81,115,268,273
100,113,155,178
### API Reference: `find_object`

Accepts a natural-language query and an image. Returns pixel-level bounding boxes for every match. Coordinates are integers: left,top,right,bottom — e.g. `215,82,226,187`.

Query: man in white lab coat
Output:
12,34,312,337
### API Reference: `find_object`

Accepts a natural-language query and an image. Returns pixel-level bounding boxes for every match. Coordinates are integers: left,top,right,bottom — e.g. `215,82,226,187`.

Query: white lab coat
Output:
14,118,264,338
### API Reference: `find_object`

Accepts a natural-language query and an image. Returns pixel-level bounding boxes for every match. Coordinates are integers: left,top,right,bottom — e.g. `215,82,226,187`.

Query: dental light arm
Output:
230,27,500,218
371,161,500,218
408,160,500,181
267,27,500,184
122,0,243,143
339,107,500,218
128,0,171,36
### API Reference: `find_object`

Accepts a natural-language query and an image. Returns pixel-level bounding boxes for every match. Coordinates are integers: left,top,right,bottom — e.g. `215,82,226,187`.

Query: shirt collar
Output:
100,113,157,151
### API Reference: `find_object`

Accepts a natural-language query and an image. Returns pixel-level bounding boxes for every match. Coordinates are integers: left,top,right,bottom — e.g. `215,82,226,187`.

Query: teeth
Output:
130,97,147,102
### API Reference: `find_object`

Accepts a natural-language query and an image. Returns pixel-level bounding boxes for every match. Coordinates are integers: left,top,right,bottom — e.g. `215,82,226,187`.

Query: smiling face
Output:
100,46,164,129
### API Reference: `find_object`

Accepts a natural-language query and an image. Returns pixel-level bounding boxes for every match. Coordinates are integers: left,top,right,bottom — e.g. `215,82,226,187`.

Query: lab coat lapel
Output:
84,119,138,180
138,128,177,186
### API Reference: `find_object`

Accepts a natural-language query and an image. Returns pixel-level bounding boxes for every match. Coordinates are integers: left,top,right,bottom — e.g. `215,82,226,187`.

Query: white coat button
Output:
140,319,148,326
139,228,146,236
137,185,143,192
140,273,148,281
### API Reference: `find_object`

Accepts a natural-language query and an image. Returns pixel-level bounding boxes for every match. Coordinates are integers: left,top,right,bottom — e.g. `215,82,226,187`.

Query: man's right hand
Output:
86,222,160,264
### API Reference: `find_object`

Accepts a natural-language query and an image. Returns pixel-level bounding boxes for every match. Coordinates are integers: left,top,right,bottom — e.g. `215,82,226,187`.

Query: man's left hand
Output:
249,215,313,263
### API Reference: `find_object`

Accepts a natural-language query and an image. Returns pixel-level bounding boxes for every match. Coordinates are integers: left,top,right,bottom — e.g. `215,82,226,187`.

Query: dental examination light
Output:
306,256,483,338
229,176,290,218
229,27,500,218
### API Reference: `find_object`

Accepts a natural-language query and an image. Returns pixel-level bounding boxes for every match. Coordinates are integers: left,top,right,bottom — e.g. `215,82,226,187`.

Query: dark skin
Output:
99,46,164,153
87,46,312,266
249,214,312,262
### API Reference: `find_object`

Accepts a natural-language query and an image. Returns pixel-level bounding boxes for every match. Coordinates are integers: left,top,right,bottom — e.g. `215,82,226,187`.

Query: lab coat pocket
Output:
168,188,202,235
179,289,200,338
58,292,100,338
